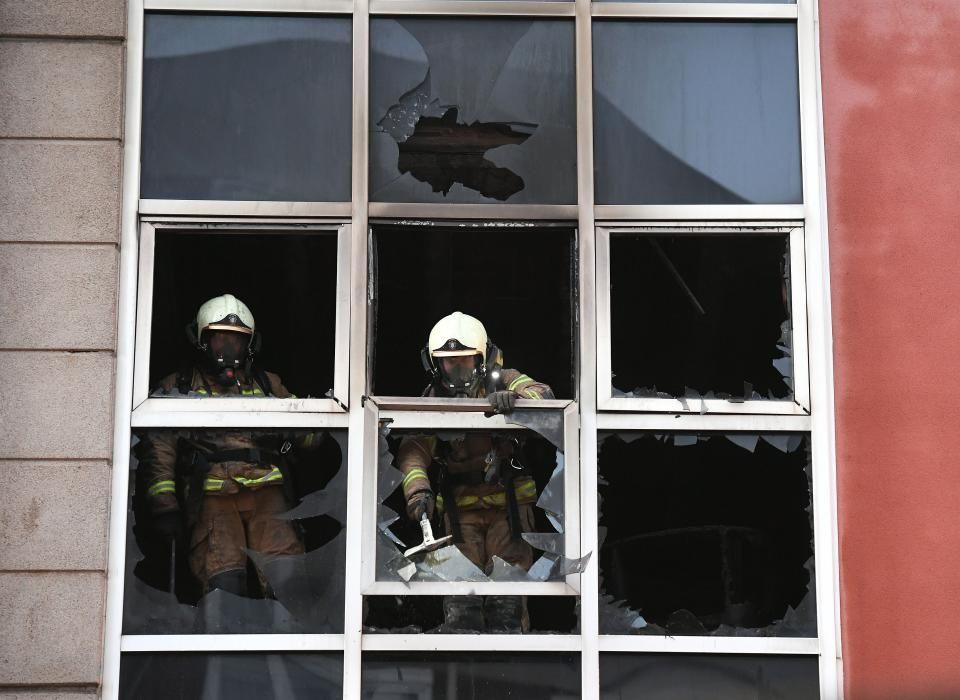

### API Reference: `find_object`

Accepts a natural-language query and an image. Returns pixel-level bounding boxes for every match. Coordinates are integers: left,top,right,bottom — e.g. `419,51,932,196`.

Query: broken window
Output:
599,654,819,699
608,232,795,402
370,18,576,203
120,653,343,699
370,225,577,399
141,14,352,201
597,432,815,636
593,21,801,204
376,425,583,585
362,653,580,699
124,429,347,634
148,230,339,400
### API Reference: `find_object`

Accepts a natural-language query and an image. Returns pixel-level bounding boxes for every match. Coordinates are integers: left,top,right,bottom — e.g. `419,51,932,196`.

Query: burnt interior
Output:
609,234,792,399
363,595,577,634
598,433,814,635
395,107,537,201
149,231,338,399
371,225,576,398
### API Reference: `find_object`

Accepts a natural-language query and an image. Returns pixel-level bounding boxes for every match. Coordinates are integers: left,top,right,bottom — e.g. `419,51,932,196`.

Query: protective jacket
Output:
142,367,297,515
397,368,553,514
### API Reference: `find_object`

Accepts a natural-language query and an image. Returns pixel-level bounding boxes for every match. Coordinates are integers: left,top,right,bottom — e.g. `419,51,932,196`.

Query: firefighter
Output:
397,311,554,632
138,293,307,597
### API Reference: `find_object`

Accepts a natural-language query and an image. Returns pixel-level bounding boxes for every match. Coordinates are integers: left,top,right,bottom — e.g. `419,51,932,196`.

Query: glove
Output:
406,491,435,521
152,510,182,539
487,390,518,415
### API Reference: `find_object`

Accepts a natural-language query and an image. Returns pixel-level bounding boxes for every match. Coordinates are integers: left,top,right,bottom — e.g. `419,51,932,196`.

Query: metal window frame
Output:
130,220,352,418
595,223,811,415
102,0,842,698
362,401,581,596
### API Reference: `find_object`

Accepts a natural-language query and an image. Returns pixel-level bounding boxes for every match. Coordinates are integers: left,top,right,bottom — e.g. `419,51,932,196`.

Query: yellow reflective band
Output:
195,388,209,395
240,388,265,396
147,480,176,497
522,388,541,399
232,467,284,487
507,375,532,391
203,477,225,491
402,468,429,490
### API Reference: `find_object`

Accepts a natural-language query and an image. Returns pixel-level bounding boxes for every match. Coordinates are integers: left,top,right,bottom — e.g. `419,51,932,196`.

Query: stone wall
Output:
0,1,125,696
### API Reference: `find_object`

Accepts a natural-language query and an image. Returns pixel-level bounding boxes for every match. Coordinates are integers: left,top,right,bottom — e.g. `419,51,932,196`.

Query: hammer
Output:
404,513,453,558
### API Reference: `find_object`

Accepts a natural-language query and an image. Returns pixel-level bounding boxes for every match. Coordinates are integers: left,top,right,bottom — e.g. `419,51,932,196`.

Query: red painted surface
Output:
819,2,960,698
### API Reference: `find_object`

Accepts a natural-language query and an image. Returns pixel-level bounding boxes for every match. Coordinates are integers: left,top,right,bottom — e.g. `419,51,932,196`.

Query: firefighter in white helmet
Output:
398,311,554,632
138,294,305,599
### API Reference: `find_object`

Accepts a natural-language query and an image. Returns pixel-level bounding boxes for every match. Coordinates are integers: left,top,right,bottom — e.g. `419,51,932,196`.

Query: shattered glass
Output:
362,652,581,699
123,429,347,634
597,432,816,637
142,14,352,201
370,18,576,203
376,424,584,584
610,234,795,403
593,21,801,205
120,653,343,699
599,654,819,700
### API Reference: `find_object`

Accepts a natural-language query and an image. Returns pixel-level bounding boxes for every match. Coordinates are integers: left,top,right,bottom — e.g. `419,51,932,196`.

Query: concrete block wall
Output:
0,1,125,696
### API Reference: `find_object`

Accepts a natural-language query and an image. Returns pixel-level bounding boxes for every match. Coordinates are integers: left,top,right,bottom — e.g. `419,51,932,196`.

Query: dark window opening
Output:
371,225,576,399
600,654,820,700
598,432,815,636
149,231,338,399
610,234,794,401
363,595,577,634
120,653,343,699
125,429,346,634
362,652,581,699
370,18,576,204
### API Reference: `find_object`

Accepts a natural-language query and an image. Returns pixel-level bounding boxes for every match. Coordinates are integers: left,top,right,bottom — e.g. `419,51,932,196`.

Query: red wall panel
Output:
819,2,960,697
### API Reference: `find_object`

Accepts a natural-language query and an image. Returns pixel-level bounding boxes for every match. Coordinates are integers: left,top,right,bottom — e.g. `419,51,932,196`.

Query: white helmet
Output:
197,293,255,336
428,311,487,362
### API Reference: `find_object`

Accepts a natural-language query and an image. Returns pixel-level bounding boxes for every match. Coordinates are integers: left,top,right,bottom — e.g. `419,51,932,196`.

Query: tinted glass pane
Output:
598,432,816,636
363,653,580,699
120,653,342,699
149,231,338,399
370,18,576,203
600,654,818,699
609,234,794,401
124,430,346,634
593,22,801,204
142,14,352,201
371,225,576,398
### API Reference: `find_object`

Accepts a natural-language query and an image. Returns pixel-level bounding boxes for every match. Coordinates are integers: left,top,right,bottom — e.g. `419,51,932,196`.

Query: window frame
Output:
104,0,841,698
131,219,352,419
595,222,811,415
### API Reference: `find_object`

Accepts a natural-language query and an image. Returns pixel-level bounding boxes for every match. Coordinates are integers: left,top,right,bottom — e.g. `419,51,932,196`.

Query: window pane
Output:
149,230,338,400
371,225,576,399
609,233,794,401
370,18,576,203
598,432,816,636
593,22,801,205
123,429,346,634
142,14,352,201
120,653,342,699
600,654,818,699
378,426,584,591
363,653,580,699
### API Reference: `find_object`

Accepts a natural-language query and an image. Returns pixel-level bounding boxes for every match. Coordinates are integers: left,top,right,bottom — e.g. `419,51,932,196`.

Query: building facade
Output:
0,0,957,698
